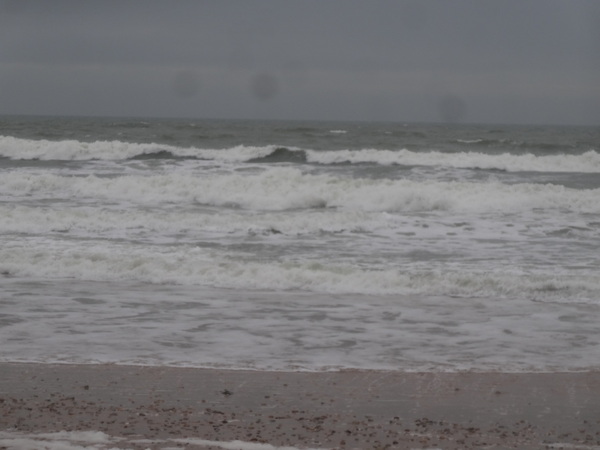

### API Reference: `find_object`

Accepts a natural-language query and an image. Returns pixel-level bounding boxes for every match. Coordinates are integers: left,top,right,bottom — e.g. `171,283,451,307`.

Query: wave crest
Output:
3,168,600,214
1,135,599,173
306,148,600,173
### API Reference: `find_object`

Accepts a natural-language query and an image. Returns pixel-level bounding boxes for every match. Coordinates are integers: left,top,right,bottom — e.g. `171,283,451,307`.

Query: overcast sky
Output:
1,0,599,125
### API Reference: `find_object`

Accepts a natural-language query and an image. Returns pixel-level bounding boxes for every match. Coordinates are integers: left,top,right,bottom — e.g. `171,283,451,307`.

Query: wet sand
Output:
1,362,599,449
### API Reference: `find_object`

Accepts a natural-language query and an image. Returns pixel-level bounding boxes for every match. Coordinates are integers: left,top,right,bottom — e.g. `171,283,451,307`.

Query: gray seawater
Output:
1,116,599,371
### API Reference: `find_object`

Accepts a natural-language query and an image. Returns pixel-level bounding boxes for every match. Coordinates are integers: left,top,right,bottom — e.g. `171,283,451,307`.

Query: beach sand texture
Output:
1,363,599,449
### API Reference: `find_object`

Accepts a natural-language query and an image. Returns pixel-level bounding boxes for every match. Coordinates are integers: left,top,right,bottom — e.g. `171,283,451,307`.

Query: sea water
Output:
1,116,599,371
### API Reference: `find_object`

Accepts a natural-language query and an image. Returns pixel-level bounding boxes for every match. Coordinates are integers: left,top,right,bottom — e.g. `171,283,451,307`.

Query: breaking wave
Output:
1,135,599,173
2,242,599,301
304,148,600,172
3,168,600,214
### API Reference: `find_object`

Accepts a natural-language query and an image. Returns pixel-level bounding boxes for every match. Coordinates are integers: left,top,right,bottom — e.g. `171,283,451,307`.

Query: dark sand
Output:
1,363,599,449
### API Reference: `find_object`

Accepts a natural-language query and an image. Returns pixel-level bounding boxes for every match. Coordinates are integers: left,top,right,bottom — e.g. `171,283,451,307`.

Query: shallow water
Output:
1,279,599,371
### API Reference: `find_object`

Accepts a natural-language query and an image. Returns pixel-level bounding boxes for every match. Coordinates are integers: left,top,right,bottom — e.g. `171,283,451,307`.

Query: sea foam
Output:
305,148,600,172
2,238,599,301
2,168,599,214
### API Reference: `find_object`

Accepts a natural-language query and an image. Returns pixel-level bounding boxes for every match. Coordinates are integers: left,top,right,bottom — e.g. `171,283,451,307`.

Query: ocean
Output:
1,116,599,372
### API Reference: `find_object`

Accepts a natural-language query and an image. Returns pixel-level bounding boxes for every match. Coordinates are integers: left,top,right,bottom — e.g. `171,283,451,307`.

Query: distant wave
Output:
305,148,600,173
0,135,284,162
1,135,599,173
453,137,589,154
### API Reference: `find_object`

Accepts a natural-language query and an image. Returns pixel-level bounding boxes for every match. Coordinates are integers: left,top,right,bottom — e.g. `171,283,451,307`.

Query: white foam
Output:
0,135,279,162
2,168,599,214
0,204,378,240
2,238,599,301
0,431,329,450
0,431,121,450
306,148,600,173
0,135,158,160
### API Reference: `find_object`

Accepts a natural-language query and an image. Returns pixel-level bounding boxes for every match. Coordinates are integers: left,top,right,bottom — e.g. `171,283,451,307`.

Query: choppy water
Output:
1,116,599,371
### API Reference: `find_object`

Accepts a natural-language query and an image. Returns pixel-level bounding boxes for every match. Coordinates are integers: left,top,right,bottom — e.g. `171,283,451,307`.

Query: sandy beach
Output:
0,363,599,449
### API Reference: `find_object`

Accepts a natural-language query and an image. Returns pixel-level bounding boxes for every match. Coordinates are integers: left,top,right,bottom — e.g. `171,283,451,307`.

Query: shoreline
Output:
1,362,599,449
5,359,600,374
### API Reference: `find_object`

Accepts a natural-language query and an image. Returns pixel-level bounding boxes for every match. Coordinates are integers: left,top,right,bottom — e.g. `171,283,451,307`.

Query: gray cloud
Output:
1,0,599,124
